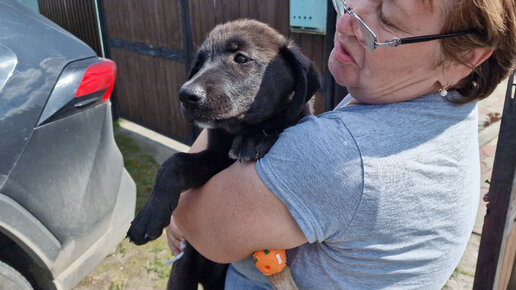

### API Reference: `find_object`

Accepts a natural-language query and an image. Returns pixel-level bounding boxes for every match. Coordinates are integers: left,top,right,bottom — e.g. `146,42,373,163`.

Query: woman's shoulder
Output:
326,92,476,136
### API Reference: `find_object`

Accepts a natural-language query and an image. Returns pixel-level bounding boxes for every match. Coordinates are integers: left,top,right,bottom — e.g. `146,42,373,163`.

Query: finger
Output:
171,245,181,256
166,219,185,244
166,227,182,250
169,239,186,256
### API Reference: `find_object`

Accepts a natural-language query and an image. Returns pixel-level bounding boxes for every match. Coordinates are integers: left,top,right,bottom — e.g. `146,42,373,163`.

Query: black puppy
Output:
127,19,320,289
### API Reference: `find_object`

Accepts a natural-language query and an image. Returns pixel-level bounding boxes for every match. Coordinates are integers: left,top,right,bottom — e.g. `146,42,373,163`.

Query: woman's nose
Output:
336,14,354,36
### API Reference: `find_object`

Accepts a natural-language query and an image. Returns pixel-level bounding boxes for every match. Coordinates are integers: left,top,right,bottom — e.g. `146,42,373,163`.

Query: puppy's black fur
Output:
127,19,320,289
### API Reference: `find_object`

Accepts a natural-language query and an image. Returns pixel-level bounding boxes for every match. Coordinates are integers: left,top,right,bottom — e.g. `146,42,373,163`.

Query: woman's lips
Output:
334,40,355,64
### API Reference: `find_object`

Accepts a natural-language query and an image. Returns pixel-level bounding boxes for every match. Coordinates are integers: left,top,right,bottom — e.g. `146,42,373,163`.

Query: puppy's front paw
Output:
127,198,172,245
253,135,278,159
229,133,278,161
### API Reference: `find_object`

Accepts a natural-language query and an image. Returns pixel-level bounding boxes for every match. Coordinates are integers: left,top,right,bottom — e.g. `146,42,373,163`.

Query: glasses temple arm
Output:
393,30,477,46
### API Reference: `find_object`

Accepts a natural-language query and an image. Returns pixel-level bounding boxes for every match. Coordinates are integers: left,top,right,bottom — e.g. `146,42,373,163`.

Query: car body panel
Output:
0,1,95,188
0,43,17,93
0,1,136,288
3,103,121,270
54,168,135,290
0,103,136,288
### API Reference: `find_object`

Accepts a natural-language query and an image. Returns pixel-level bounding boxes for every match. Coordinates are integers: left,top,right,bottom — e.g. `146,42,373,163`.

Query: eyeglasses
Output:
332,0,475,51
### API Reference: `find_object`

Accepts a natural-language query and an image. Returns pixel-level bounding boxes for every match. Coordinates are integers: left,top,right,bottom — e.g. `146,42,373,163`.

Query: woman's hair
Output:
439,0,516,104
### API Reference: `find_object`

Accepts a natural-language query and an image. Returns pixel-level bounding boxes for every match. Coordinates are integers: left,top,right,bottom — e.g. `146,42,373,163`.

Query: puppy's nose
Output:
179,87,203,105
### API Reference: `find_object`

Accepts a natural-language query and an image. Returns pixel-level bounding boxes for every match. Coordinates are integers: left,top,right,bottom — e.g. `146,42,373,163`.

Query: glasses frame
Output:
332,0,476,51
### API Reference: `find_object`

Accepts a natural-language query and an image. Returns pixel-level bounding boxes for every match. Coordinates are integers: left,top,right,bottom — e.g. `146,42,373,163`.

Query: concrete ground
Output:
117,77,510,289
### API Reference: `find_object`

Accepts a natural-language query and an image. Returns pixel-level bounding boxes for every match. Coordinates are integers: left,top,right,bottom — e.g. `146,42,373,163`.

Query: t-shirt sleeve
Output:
256,115,364,243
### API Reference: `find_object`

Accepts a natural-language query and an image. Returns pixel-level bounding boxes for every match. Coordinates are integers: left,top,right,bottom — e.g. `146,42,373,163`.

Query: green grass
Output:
114,133,160,212
453,267,475,277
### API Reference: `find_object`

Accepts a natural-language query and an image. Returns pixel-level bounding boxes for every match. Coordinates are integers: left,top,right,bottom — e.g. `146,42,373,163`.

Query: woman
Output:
169,0,515,288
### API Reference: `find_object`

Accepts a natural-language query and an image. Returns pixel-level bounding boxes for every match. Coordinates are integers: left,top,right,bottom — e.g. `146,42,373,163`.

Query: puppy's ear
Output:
280,44,321,122
187,53,205,80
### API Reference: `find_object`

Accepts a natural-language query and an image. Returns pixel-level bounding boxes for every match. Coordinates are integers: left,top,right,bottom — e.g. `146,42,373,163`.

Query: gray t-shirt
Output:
228,92,479,289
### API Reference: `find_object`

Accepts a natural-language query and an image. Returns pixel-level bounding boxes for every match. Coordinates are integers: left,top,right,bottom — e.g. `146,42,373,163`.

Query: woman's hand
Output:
166,215,186,256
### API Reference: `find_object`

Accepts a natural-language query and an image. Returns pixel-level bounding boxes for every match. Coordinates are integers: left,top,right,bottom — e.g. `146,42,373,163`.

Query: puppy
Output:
127,19,321,289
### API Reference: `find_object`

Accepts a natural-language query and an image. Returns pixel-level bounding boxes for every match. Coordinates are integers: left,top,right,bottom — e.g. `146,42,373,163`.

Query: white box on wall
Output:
290,0,327,35
16,0,39,12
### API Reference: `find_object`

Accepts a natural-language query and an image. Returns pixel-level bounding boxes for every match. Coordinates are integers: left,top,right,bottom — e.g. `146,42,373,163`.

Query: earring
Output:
439,85,451,97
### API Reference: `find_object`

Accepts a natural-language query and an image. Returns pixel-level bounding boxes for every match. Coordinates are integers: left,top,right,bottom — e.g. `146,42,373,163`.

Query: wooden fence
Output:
38,0,345,144
38,0,103,56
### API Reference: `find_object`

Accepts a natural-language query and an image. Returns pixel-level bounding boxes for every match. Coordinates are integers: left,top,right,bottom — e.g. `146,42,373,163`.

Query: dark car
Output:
0,0,136,289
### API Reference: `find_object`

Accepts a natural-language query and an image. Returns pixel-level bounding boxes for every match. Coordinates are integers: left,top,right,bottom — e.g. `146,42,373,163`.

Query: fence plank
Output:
103,0,183,50
38,0,102,56
111,48,192,143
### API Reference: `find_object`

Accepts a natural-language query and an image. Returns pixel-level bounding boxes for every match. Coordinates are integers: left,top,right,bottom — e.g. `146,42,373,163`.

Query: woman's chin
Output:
328,52,357,87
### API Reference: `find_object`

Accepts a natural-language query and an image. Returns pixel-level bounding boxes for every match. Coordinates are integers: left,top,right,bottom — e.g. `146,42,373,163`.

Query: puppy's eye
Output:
234,53,249,64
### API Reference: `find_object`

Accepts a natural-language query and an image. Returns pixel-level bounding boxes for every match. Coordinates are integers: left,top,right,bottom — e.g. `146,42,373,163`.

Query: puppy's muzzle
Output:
179,87,203,106
179,85,206,118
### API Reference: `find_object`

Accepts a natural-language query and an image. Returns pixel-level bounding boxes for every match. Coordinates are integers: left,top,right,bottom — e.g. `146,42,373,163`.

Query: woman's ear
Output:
280,43,321,122
465,47,494,67
439,47,495,86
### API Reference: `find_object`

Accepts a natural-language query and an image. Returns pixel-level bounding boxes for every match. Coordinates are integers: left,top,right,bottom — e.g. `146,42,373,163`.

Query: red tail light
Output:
75,59,116,103
37,57,118,126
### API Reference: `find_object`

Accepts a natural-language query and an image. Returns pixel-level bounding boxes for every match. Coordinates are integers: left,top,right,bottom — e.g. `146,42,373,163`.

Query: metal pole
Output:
474,71,516,289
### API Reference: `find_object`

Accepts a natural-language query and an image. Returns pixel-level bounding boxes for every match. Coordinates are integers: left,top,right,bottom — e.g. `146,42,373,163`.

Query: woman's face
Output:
329,0,448,103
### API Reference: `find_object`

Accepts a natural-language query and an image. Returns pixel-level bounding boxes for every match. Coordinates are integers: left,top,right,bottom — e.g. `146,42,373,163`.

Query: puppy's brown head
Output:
178,19,320,133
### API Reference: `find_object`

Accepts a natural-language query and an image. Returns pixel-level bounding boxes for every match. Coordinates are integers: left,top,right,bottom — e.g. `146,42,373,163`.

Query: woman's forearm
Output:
189,129,209,153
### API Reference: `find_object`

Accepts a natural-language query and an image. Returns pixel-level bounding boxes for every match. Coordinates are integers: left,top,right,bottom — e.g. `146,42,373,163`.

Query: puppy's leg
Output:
127,130,233,245
168,245,200,290
199,261,228,290
168,244,228,290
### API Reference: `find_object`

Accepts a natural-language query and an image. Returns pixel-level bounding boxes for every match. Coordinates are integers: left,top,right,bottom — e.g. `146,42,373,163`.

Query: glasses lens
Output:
350,14,376,51
358,22,376,51
332,0,345,16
